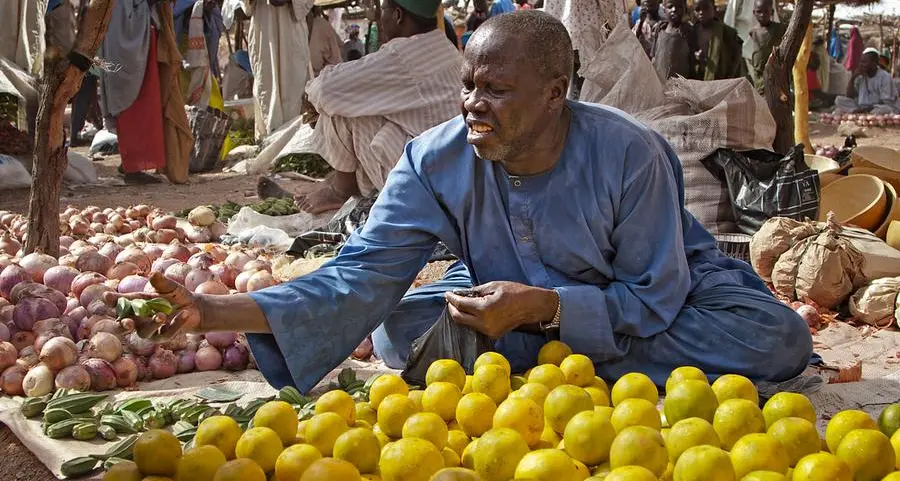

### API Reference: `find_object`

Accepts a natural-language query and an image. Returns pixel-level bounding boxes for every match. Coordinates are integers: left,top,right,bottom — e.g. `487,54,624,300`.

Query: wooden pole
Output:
824,4,835,51
879,15,885,51
793,24,813,154
763,0,814,155
24,0,116,256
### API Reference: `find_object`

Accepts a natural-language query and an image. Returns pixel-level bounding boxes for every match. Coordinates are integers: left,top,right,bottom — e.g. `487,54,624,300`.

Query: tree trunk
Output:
793,25,813,154
763,0,814,155
25,0,116,256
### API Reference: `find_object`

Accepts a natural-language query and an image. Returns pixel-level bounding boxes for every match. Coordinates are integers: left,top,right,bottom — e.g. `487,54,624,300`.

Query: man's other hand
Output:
444,281,558,338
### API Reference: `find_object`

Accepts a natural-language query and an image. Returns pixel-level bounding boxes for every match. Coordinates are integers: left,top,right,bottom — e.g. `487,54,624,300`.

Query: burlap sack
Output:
750,217,821,282
771,216,867,308
849,277,900,327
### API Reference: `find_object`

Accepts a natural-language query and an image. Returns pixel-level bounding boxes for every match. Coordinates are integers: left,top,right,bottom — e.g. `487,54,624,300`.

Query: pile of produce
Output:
63,342,900,481
0,120,32,156
175,198,299,223
271,153,333,178
818,112,900,128
0,204,290,396
811,143,841,159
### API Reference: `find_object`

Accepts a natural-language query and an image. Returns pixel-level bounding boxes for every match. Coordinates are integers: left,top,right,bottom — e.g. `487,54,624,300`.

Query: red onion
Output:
196,280,229,295
89,317,119,336
205,331,238,349
88,332,123,362
185,333,203,352
154,229,180,244
80,283,112,308
112,356,138,387
107,261,140,281
81,358,117,391
44,266,80,295
87,299,115,318
116,248,151,274
69,217,89,236
0,322,8,342
244,260,272,273
164,262,192,285
143,244,164,261
247,271,277,292
151,215,178,230
235,270,255,293
222,342,249,371
55,365,91,391
91,212,107,224
352,336,374,360
58,253,77,268
126,332,156,357
0,233,20,256
117,275,149,294
0,341,15,370
11,282,68,313
162,243,191,262
71,272,106,299
59,236,75,248
204,244,227,263
66,297,80,315
11,330,34,351
90,222,104,232
195,345,223,371
187,252,215,270
186,227,212,243
149,348,177,379
39,336,78,370
76,251,112,274
1,305,13,324
1,364,26,395
0,255,12,270
13,297,60,330
18,346,38,366
225,252,253,271
98,242,123,260
176,349,196,373
159,333,189,352
122,353,151,381
185,266,214,292
20,252,58,283
209,222,227,241
151,257,180,275
0,264,29,299
209,263,238,288
795,304,821,329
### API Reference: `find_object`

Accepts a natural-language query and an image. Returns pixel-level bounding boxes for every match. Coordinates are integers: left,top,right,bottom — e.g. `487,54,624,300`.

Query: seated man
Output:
259,0,462,214
122,11,812,393
691,0,745,80
746,0,785,93
834,49,899,115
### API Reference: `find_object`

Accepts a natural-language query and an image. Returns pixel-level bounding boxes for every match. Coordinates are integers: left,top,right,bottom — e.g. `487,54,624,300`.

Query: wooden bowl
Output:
875,180,900,239
852,146,900,172
806,154,842,187
818,174,888,230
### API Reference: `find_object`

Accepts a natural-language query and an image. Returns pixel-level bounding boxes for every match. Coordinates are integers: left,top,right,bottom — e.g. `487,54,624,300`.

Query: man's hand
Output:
103,272,203,341
301,95,319,125
444,282,558,339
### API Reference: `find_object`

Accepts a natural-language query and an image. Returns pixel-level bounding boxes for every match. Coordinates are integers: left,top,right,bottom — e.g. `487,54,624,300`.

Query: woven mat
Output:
0,359,399,479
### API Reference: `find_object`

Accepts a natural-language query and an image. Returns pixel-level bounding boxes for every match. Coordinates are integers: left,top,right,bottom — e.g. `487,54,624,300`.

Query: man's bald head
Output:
468,10,574,83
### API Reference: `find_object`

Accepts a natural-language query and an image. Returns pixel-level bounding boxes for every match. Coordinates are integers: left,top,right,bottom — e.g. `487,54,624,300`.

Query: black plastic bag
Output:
702,144,820,235
401,305,494,387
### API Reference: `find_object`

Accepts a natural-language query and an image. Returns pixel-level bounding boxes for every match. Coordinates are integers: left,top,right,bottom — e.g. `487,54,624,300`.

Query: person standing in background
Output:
246,0,314,139
651,0,695,80
516,0,533,10
342,24,366,61
490,0,516,17
632,0,662,57
746,0,785,94
308,7,343,73
691,0,744,80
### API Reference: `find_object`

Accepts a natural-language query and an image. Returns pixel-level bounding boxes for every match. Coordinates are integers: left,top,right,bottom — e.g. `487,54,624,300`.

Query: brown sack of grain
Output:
750,217,820,282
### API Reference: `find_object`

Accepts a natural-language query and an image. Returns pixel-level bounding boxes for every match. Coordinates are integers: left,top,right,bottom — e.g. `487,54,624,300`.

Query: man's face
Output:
753,1,773,27
694,1,714,24
643,0,661,15
460,33,563,163
665,0,684,23
203,0,216,13
861,54,879,76
380,0,401,42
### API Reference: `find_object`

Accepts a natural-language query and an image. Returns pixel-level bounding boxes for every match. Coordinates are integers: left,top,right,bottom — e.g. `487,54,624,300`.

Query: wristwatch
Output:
539,290,561,333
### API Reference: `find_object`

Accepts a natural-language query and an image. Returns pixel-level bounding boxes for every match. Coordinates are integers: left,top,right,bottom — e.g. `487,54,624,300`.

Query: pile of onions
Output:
818,112,900,128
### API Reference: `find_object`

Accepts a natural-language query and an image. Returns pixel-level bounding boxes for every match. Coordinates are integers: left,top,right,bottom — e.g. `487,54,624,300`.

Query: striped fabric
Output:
306,29,462,195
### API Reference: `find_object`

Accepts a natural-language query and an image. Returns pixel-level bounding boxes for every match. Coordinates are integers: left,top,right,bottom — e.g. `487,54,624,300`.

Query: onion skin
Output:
205,331,238,349
71,272,107,299
123,353,151,381
0,322,8,342
11,330,35,351
80,283,112,309
98,242,124,261
222,342,249,371
55,365,91,391
247,271,277,292
20,252,57,283
107,261,140,281
115,248,151,274
185,267,214,292
1,364,27,395
176,350,196,373
243,260,272,273
151,215,178,230
0,341,16,370
151,258,180,275
88,332,123,362
209,264,237,289
196,280,229,295
81,358,117,391
235,270,255,293
187,253,216,270
126,332,156,357
164,263,192,285
89,318,120,337
112,356,138,387
44,266,80,295
162,244,191,263
11,282,68,313
117,275,149,294
0,264,30,299
224,252,252,271
13,297,61,331
23,363,54,397
195,346,223,371
39,336,78,371
208,222,227,241
149,348,178,379
795,304,821,329
76,251,112,274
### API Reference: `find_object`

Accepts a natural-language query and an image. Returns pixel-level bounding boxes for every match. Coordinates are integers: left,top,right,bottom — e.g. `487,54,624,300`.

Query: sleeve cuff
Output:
556,285,625,363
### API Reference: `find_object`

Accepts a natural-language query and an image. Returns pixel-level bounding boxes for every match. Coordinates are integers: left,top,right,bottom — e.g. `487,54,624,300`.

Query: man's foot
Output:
294,182,351,214
123,172,162,184
256,176,294,199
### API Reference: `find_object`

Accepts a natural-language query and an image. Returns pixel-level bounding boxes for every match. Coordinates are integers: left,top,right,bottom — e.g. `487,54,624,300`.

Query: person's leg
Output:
372,261,473,368
70,74,97,145
871,104,896,115
596,285,813,388
833,95,860,113
295,113,365,214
